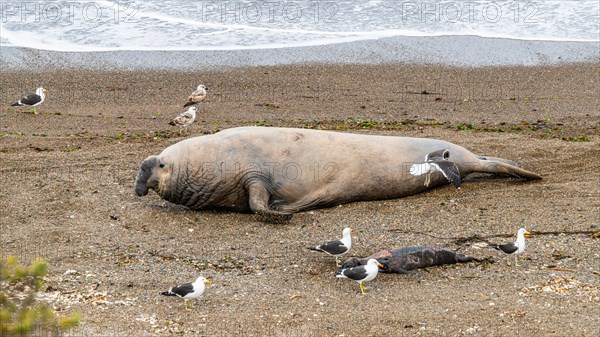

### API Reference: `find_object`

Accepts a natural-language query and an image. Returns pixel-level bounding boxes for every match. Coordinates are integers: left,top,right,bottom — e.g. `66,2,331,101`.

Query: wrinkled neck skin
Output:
157,159,251,211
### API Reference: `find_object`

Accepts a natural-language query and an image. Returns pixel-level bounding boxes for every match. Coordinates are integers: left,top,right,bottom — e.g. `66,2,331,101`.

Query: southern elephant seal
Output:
134,126,541,222
340,246,483,274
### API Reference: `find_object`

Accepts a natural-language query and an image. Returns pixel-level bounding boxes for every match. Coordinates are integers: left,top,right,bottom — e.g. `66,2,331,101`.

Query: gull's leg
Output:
184,299,191,311
335,256,341,267
514,255,519,267
424,172,431,187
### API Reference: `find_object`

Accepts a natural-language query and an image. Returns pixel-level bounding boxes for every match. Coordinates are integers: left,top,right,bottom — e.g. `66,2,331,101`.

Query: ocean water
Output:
0,0,598,52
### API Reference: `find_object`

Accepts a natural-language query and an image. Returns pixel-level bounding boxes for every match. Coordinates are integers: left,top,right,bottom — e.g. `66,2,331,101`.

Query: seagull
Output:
308,227,352,266
489,228,531,266
160,276,212,311
183,84,207,107
169,106,197,133
409,149,461,189
11,87,47,114
335,258,384,295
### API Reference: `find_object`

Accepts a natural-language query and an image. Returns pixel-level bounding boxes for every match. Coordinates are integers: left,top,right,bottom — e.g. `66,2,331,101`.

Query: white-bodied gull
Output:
489,228,531,266
11,87,47,114
335,258,383,295
308,227,352,266
161,276,212,310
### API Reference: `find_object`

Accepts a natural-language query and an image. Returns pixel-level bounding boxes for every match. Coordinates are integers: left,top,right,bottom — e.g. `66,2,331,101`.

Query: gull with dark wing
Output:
335,258,383,295
409,149,461,189
489,228,531,266
308,227,352,266
161,276,212,310
11,87,47,114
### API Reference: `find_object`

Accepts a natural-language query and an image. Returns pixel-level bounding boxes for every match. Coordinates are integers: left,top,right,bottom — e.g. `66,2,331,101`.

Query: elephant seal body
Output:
135,126,541,222
340,246,481,274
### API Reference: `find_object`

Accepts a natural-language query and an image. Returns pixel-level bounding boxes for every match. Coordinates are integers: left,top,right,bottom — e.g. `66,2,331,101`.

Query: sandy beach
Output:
1,40,599,336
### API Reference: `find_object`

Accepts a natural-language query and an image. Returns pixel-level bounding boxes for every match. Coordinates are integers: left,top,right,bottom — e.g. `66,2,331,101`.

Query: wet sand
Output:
2,35,599,70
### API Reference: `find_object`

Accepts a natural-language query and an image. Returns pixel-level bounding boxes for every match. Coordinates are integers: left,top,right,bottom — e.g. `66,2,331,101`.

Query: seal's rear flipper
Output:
475,157,542,180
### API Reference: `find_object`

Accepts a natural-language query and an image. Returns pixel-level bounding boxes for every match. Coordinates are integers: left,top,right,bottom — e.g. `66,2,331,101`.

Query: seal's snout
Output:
135,184,149,196
134,156,159,197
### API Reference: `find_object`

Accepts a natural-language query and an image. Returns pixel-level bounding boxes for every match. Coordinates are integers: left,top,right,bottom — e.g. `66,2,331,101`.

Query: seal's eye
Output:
159,163,165,168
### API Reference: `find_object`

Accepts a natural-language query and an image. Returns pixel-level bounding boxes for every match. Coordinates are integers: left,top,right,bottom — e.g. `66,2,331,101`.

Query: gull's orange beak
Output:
377,263,384,268
524,231,532,238
204,279,212,285
43,89,48,92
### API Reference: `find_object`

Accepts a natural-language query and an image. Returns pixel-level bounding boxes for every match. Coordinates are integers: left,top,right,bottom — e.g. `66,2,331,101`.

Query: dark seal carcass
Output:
340,246,481,274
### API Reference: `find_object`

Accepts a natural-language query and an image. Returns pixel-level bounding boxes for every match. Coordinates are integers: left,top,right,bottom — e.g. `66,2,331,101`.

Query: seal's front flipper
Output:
248,182,293,223
455,254,484,263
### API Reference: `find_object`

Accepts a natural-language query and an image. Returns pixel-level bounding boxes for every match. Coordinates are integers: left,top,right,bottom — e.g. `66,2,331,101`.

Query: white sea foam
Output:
0,0,598,52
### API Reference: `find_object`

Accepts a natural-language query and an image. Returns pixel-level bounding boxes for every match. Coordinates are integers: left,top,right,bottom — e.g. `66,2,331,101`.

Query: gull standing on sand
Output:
169,106,197,133
183,84,207,107
308,227,352,267
11,87,47,114
335,258,383,295
489,228,531,266
160,276,212,310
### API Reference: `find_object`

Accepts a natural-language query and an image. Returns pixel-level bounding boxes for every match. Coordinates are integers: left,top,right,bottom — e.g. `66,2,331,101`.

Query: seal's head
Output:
134,155,172,197
377,259,390,272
